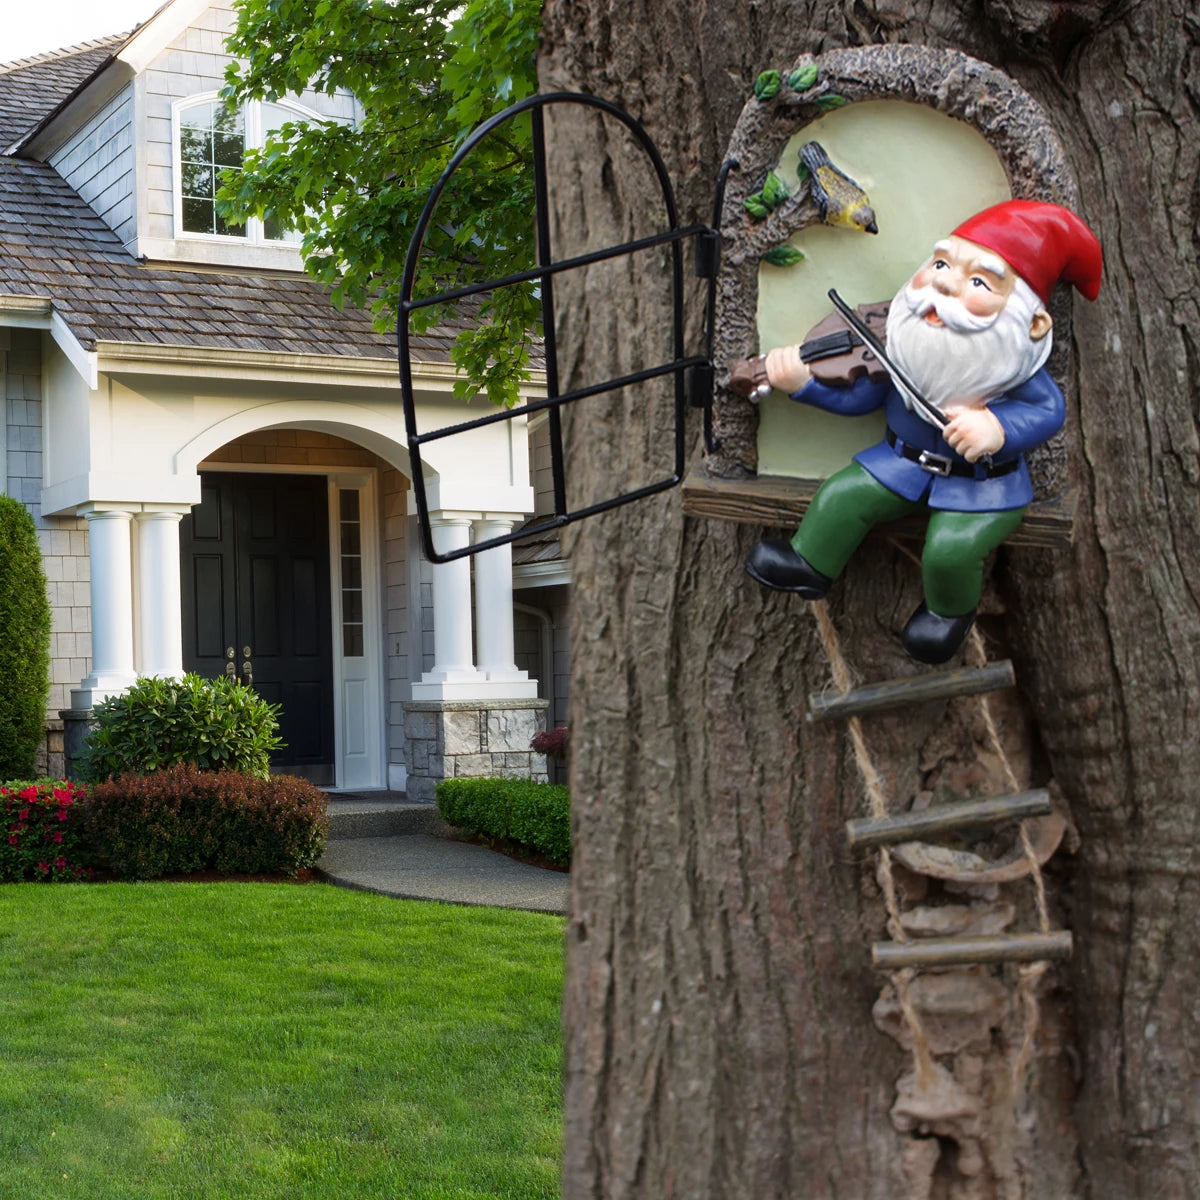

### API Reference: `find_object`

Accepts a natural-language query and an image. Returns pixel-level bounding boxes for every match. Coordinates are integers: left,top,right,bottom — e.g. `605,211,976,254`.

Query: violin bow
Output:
826,289,949,429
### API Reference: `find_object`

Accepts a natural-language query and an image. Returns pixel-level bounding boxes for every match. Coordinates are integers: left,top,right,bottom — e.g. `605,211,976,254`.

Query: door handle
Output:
242,660,254,687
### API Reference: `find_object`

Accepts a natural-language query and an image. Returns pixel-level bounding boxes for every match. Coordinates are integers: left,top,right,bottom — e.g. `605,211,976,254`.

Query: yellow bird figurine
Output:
798,141,878,235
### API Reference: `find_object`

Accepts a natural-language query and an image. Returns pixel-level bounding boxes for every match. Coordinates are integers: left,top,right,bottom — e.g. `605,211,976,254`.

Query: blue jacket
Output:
792,368,1065,512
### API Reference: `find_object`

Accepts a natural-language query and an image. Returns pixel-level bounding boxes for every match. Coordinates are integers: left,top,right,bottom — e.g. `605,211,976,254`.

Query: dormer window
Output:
174,96,313,245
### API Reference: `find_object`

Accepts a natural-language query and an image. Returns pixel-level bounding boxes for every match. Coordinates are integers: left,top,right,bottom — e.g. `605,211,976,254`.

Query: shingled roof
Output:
0,154,431,361
0,36,128,149
0,32,528,372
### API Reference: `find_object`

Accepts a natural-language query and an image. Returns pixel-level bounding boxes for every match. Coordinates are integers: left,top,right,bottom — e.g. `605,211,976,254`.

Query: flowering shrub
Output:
530,726,569,761
0,780,94,882
436,777,570,865
86,764,329,880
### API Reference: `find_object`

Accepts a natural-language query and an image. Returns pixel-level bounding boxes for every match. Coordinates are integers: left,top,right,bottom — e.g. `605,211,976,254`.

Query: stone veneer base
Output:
402,698,550,804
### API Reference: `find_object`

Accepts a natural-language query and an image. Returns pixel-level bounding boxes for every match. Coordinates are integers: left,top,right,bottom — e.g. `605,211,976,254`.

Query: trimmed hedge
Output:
436,776,570,865
86,763,329,880
0,780,93,881
82,673,284,782
0,497,51,779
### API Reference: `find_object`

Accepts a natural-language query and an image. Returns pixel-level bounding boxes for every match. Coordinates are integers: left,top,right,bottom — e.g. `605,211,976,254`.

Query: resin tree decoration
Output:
739,199,1102,663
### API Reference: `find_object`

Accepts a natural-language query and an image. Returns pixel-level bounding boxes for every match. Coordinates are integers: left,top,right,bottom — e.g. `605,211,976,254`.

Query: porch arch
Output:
173,400,415,479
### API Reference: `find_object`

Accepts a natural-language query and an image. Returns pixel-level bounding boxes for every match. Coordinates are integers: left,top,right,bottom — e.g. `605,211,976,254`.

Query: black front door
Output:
181,472,335,784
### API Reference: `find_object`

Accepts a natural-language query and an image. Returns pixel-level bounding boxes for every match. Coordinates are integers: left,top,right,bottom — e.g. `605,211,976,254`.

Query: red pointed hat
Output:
952,200,1102,305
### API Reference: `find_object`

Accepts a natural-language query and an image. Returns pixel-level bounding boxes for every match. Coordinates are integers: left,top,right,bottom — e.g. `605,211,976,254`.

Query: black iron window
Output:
398,92,723,564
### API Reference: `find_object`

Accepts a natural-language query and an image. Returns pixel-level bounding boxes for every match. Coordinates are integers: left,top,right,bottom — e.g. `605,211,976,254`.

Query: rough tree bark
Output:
539,2,1200,1197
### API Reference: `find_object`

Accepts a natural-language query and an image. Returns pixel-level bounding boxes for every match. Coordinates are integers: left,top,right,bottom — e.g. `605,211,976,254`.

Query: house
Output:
0,0,568,797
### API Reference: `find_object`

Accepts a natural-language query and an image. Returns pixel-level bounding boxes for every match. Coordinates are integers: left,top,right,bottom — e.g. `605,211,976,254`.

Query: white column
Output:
473,514,536,696
411,511,484,700
136,508,185,680
72,506,136,708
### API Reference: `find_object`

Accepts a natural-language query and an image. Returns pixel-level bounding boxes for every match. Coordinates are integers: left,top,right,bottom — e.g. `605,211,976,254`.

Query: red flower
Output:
18,786,36,801
54,857,66,869
52,831,63,843
8,834,18,845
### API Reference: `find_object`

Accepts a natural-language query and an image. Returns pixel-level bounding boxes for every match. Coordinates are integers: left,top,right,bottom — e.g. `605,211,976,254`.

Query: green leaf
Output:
754,70,782,101
763,245,806,268
788,64,819,92
743,194,770,220
815,93,848,111
761,171,788,209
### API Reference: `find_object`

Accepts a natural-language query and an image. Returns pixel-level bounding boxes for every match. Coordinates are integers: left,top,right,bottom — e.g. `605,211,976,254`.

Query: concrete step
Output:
323,792,448,841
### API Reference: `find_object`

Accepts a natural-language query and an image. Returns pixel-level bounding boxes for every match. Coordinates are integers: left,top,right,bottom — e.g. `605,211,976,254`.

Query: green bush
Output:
85,763,329,880
0,780,94,881
0,497,51,779
81,673,284,782
436,776,570,865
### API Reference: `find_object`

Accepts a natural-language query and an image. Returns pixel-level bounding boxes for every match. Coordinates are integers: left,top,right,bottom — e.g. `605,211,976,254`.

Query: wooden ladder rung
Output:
808,660,1015,722
846,789,1051,849
872,931,1073,969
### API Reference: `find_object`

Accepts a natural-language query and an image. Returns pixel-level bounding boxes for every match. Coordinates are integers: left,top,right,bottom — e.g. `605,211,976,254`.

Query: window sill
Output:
134,235,306,274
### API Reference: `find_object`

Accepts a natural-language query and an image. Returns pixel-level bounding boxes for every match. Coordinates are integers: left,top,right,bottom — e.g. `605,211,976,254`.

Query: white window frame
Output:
172,92,316,247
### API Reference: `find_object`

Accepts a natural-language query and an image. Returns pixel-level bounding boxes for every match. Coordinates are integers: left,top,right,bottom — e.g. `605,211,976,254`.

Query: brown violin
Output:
728,299,891,397
798,299,890,386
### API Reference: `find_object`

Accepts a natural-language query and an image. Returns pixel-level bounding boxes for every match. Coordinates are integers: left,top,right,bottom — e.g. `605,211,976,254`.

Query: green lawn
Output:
0,883,564,1199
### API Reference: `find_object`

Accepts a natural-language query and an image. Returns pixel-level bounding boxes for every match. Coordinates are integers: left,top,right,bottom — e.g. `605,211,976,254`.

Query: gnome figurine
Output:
739,200,1102,664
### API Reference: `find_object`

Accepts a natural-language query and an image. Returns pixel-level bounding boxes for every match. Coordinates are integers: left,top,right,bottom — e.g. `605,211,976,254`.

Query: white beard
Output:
884,277,1052,428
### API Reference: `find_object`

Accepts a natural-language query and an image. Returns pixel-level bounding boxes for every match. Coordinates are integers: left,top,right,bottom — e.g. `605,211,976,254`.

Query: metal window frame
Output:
397,91,723,564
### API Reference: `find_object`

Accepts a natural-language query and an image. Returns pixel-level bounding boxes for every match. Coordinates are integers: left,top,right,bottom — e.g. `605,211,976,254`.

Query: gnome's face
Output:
908,235,1021,328
885,234,1054,417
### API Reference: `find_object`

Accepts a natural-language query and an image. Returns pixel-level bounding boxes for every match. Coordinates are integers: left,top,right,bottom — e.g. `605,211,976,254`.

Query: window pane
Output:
338,488,365,660
263,214,300,244
182,195,214,234
180,162,215,198
341,556,362,589
213,208,246,238
180,101,215,135
179,125,212,165
179,101,245,238
212,108,245,166
261,102,293,134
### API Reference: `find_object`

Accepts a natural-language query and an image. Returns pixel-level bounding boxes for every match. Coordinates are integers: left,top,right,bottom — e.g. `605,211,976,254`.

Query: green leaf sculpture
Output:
815,93,848,111
743,194,770,219
761,171,789,208
763,245,806,268
788,65,819,91
754,70,782,101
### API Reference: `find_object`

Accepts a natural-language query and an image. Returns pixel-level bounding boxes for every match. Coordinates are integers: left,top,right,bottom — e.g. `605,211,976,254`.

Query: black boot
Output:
902,602,976,665
745,539,832,598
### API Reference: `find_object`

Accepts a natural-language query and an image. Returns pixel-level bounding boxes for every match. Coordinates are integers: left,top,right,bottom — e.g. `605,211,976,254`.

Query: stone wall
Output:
402,699,549,803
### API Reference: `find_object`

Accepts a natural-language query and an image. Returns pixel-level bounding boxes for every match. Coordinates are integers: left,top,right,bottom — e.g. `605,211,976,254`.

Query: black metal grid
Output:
396,92,721,564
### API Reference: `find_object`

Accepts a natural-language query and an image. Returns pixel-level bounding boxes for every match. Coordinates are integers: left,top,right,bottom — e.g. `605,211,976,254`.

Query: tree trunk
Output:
539,3,1200,1196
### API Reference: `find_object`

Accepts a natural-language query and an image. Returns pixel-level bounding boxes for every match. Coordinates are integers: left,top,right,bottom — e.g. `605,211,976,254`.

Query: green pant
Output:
792,464,1025,616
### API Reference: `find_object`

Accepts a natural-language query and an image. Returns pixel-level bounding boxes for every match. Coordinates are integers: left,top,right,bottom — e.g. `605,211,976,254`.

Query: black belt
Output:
886,429,1019,480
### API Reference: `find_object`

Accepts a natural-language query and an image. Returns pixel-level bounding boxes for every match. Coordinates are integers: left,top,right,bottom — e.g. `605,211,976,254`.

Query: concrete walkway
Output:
317,792,569,916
